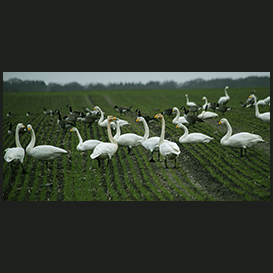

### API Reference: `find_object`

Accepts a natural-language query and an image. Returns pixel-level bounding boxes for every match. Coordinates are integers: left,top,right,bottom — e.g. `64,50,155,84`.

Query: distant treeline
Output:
3,76,270,92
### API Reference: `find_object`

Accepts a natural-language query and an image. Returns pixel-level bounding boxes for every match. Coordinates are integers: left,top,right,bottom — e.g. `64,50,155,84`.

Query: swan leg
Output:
96,158,101,168
128,147,132,154
158,152,160,161
164,159,168,169
21,163,27,174
172,159,177,169
149,151,155,162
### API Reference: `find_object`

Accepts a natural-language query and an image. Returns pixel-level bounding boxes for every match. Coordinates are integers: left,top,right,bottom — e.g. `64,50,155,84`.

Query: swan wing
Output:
222,133,264,148
116,134,142,147
79,140,103,151
4,147,25,163
90,143,117,159
27,145,67,160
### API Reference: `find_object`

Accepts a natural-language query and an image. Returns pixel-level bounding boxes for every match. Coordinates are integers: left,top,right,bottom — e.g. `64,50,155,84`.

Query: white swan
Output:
4,123,26,173
154,113,181,168
185,94,197,107
176,123,214,143
114,120,143,154
251,95,270,123
136,116,172,162
93,106,129,130
70,127,103,152
26,124,68,168
198,106,219,119
172,107,189,125
218,118,265,157
218,86,230,105
202,96,210,110
90,116,119,167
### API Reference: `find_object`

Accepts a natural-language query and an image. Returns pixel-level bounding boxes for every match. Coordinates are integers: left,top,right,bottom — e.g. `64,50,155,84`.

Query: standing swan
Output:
70,127,103,152
113,119,143,154
251,95,270,123
26,124,68,168
154,113,181,168
176,123,214,143
218,118,265,157
4,123,27,173
218,86,230,105
90,116,119,168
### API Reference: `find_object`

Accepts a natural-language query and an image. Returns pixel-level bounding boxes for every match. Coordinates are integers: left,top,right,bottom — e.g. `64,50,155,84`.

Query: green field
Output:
3,87,270,201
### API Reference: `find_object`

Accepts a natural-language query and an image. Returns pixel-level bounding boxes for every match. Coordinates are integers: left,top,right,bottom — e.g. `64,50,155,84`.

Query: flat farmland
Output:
2,87,270,201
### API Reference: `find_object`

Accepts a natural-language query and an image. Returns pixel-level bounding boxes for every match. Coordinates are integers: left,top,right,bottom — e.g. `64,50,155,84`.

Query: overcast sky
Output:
3,72,270,85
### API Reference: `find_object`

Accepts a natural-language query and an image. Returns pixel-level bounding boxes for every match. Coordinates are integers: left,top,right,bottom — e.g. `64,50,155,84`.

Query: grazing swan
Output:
26,124,68,168
94,106,129,130
172,107,189,125
251,95,270,123
198,105,219,119
218,118,265,157
70,127,103,152
217,86,230,105
4,123,27,173
90,116,119,168
185,94,197,107
114,120,143,154
154,113,181,168
176,123,214,143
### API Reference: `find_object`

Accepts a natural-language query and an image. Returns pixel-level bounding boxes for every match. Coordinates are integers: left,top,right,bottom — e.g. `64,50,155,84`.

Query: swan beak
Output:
249,96,251,98
23,125,26,128
176,125,179,129
27,127,31,131
136,118,139,122
154,114,158,118
70,128,73,132
93,107,96,110
218,121,222,125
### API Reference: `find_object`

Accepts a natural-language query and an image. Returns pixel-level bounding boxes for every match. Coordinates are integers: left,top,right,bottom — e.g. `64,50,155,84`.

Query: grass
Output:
3,87,270,201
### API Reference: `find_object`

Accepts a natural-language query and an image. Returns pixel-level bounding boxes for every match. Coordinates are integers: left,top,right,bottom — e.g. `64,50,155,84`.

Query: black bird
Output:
7,122,27,136
79,112,100,128
215,103,232,115
43,108,53,116
114,106,132,115
67,104,84,117
135,109,155,124
181,106,204,127
161,108,174,117
55,109,75,131
208,102,217,112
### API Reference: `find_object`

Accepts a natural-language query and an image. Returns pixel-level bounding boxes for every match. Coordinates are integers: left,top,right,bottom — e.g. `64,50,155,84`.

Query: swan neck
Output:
75,128,83,144
174,108,180,122
27,127,36,151
180,124,189,139
159,117,166,145
222,121,232,142
254,96,260,117
142,119,149,141
15,126,22,148
225,88,229,97
114,121,121,138
107,119,118,146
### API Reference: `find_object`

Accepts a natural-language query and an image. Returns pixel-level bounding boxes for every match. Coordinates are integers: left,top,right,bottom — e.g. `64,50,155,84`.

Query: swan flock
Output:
4,88,269,174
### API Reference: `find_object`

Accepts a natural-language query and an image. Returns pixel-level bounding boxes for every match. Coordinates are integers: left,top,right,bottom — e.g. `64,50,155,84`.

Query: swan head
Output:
27,124,33,131
218,118,228,125
17,123,26,130
202,97,206,100
172,107,178,113
70,127,77,132
185,94,188,97
176,123,183,129
225,86,230,90
154,113,163,120
107,115,117,122
136,117,144,123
